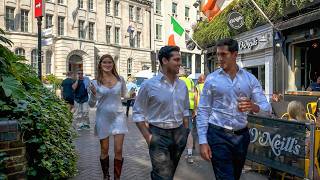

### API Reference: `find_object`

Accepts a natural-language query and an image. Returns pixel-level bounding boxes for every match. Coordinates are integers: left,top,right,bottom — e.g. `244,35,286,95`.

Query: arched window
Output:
31,49,38,68
46,51,52,74
14,48,25,57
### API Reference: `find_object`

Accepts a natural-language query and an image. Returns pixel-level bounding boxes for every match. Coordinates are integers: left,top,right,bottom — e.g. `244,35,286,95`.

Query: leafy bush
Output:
0,29,77,179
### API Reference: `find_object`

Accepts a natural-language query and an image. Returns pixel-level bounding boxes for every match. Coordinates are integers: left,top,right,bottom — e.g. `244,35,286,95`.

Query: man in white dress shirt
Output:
197,38,271,180
133,46,190,180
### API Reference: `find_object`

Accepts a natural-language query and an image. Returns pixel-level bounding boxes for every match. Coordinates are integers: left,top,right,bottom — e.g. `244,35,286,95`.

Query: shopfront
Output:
275,0,320,94
235,24,274,96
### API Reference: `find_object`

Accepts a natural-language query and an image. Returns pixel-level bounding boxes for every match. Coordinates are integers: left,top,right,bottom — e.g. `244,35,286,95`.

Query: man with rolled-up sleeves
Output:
133,46,190,180
197,38,271,180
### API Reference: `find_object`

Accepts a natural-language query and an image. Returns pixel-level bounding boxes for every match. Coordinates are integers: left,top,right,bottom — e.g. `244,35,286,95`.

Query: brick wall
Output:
0,120,26,180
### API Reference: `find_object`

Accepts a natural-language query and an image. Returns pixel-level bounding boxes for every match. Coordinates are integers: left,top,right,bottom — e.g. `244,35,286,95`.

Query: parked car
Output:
134,70,156,92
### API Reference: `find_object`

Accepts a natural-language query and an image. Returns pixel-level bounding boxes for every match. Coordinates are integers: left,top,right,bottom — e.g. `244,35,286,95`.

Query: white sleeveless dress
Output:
89,77,128,139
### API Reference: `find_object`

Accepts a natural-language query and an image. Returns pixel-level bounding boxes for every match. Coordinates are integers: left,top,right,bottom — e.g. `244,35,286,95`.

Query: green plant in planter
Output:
0,29,77,179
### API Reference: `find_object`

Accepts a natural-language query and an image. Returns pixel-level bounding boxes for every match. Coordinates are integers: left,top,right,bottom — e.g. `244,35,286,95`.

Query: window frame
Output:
5,7,15,31
155,0,161,14
172,2,177,15
136,31,141,48
45,14,53,29
115,27,120,45
106,25,111,44
88,0,94,11
20,9,29,32
79,20,85,39
106,0,111,15
78,0,84,9
88,22,94,40
129,5,134,21
58,16,65,36
156,24,162,40
114,1,119,17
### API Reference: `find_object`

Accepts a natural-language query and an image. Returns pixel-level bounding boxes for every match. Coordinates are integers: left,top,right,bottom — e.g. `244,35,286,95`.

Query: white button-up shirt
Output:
197,68,271,144
132,73,190,129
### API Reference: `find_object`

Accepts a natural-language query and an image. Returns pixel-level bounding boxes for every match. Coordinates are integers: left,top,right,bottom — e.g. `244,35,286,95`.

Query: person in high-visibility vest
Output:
178,67,196,163
194,74,206,112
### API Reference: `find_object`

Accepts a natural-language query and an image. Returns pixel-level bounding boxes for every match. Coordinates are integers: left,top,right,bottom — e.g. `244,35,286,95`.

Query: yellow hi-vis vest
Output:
179,76,195,110
196,83,204,105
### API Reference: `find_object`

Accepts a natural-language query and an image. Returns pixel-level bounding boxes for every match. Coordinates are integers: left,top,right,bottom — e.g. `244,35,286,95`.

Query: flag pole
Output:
249,0,278,30
167,14,204,51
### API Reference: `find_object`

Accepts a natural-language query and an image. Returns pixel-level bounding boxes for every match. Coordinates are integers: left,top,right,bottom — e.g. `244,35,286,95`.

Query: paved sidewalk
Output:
71,109,268,180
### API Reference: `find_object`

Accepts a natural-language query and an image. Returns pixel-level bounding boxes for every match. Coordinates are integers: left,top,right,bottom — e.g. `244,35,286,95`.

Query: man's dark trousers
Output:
207,123,250,180
149,124,190,180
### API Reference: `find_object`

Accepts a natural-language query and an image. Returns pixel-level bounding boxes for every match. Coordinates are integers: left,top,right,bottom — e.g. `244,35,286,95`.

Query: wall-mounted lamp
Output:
274,31,282,48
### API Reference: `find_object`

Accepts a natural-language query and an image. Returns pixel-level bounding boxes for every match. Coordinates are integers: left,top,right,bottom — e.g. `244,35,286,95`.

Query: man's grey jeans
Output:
148,124,190,180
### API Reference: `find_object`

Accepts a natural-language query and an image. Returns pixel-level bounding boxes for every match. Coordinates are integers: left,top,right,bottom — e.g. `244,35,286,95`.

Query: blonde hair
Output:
287,101,306,121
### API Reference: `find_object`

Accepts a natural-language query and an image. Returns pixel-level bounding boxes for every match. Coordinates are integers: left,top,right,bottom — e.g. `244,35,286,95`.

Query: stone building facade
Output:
0,0,153,79
1,0,203,79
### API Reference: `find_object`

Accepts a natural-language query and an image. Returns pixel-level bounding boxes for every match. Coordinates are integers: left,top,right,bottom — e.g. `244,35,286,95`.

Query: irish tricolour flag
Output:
201,0,235,21
167,16,184,46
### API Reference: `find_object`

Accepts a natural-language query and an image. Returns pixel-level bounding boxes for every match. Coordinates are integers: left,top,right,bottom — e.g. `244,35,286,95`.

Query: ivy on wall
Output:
193,0,284,48
0,29,77,179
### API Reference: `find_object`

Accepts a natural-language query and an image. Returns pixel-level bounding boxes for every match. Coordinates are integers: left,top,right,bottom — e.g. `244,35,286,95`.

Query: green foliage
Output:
193,0,283,47
0,29,77,179
44,74,63,90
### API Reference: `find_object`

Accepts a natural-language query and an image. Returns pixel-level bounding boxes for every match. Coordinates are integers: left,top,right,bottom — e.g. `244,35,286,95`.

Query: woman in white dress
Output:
89,54,129,180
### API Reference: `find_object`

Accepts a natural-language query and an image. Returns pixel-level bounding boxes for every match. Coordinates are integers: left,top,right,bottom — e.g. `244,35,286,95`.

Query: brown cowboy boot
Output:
100,156,110,180
114,158,123,180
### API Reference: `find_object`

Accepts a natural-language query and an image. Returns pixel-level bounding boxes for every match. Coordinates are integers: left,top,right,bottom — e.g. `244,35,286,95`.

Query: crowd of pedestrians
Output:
60,38,275,180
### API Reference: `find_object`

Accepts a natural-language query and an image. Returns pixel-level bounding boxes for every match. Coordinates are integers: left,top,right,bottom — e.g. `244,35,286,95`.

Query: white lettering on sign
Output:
239,38,258,50
249,128,301,157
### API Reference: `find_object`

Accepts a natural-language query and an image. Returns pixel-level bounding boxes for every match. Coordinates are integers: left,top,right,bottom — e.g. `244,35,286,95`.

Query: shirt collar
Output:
157,71,179,83
218,65,244,75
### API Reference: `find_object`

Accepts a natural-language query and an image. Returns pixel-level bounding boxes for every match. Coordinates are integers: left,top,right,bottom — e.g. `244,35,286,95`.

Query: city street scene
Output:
1,0,320,180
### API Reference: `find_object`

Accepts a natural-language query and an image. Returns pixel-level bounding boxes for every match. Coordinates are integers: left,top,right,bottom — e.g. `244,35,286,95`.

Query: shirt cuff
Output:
198,134,208,144
132,114,146,122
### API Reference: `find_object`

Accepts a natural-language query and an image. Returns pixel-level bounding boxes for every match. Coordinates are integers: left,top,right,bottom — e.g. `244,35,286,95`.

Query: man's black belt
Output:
209,123,248,135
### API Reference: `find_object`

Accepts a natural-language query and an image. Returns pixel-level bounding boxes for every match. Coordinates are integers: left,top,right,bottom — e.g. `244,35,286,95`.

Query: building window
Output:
127,58,132,75
115,27,120,45
136,31,141,48
79,20,85,39
20,10,29,32
181,52,192,70
195,54,201,73
106,25,111,44
155,0,161,14
114,1,119,16
106,0,111,15
5,7,14,31
58,0,64,4
45,14,53,29
78,0,83,8
172,2,177,15
129,5,134,21
15,48,25,57
156,24,162,40
88,22,94,40
88,0,94,11
185,7,189,20
58,16,64,36
129,32,134,47
46,51,52,74
136,7,141,22
31,49,38,69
